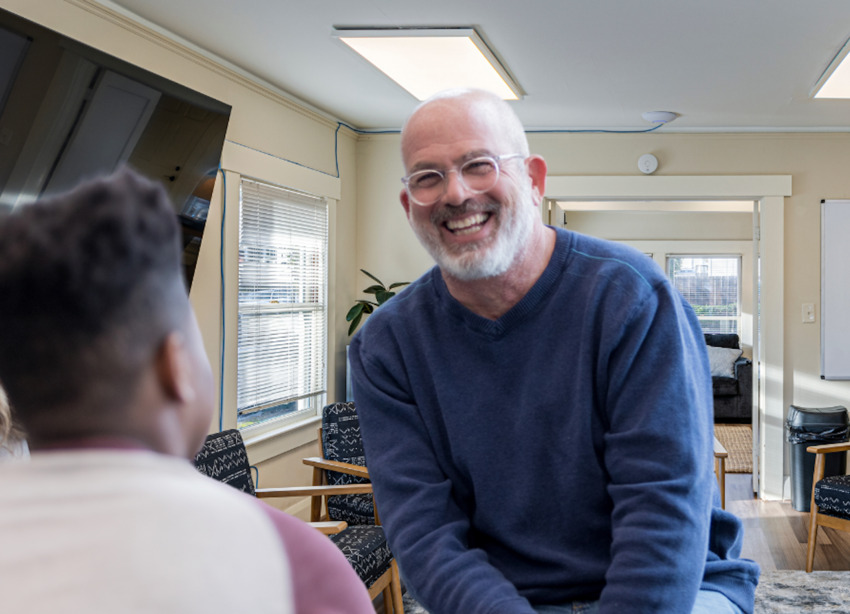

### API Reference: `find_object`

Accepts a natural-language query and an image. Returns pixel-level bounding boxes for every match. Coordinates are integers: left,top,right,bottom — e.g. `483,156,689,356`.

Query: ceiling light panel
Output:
813,37,850,98
333,28,523,101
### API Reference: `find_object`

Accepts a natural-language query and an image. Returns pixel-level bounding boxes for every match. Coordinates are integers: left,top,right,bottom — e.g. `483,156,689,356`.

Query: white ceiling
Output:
105,0,850,133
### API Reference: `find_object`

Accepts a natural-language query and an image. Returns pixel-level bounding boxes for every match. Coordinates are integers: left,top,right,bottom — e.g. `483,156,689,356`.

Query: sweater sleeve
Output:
349,335,537,614
253,500,375,614
595,282,716,613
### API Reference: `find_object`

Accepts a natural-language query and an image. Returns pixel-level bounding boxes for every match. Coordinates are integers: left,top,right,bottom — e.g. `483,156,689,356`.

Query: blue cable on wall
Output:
217,165,227,432
330,120,667,177
228,116,663,184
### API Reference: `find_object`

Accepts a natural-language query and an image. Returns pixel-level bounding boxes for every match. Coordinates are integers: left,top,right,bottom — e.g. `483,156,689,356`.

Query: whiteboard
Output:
821,200,850,379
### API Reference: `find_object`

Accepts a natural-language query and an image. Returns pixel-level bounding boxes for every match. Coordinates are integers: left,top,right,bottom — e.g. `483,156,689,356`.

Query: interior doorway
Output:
542,175,791,500
550,199,757,493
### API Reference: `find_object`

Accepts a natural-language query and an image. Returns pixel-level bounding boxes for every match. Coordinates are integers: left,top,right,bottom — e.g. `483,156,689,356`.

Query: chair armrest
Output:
311,520,348,535
302,456,370,480
255,483,373,499
806,442,850,455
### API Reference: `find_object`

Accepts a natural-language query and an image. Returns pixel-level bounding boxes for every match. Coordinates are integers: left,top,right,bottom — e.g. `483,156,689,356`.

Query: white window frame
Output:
211,143,340,460
236,177,328,434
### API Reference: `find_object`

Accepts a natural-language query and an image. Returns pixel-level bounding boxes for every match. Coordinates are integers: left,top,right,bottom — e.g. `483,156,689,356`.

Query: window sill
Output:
242,416,321,464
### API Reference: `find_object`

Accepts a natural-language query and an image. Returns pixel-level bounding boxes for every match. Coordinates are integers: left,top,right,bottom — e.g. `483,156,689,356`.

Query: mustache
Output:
430,200,499,225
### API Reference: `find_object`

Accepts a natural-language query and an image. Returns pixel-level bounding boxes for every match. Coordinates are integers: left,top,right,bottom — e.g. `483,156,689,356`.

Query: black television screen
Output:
0,7,231,289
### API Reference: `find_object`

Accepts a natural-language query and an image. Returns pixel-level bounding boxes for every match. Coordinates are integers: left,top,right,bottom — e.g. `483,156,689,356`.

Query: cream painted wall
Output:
354,131,850,497
0,0,359,518
353,135,424,287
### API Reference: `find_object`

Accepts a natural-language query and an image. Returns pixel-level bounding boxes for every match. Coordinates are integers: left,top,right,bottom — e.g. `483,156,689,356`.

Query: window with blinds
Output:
237,178,328,430
666,255,741,334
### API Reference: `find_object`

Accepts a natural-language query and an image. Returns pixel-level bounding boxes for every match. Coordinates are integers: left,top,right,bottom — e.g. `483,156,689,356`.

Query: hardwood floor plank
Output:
727,473,850,571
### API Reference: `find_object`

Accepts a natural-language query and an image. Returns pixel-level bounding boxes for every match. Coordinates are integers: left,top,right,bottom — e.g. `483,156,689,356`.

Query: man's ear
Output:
156,332,196,404
526,155,547,206
400,188,412,216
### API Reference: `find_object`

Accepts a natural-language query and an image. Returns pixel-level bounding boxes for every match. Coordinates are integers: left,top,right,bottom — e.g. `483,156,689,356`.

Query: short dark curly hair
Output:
0,168,188,433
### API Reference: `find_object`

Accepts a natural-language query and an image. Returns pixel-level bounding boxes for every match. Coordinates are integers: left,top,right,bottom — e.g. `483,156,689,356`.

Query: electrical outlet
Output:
802,303,816,323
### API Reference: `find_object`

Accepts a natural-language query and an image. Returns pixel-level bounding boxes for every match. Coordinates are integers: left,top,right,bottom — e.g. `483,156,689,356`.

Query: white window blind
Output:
666,255,741,334
238,178,327,429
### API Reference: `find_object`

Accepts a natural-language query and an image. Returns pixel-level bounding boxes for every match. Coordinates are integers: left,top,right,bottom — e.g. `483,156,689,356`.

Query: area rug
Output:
401,595,428,614
401,570,849,613
715,423,753,473
754,570,850,613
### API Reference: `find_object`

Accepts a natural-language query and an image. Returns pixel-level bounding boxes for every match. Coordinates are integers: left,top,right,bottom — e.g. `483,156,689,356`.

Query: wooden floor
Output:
728,472,850,571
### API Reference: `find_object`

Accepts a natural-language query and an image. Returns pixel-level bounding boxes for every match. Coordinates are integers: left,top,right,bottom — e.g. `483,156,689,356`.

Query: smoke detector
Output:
641,111,679,124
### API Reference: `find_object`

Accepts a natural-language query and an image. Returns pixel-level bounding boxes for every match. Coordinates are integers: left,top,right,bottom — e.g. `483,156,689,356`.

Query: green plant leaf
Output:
360,269,384,286
388,282,410,290
345,302,366,322
375,290,395,305
362,284,386,295
348,311,364,336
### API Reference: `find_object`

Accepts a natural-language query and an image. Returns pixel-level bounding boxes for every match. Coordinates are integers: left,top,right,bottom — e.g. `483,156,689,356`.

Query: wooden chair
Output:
294,401,404,613
193,428,403,613
714,436,728,510
805,441,850,572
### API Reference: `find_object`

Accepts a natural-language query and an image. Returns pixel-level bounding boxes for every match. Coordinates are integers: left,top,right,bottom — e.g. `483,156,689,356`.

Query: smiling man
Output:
349,89,759,614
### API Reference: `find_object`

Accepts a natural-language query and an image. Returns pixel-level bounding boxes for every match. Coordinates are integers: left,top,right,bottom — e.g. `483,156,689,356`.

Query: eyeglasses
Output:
401,153,526,207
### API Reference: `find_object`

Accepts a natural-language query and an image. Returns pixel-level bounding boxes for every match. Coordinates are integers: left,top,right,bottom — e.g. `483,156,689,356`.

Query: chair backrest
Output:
321,402,375,525
193,429,256,496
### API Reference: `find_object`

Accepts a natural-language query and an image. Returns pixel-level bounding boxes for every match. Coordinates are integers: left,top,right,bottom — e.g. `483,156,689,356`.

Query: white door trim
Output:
544,175,792,500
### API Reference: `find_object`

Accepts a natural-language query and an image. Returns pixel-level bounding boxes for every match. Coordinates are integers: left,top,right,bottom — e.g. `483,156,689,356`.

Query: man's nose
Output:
442,169,471,206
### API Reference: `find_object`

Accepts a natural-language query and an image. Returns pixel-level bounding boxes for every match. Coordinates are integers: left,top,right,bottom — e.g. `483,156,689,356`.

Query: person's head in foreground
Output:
0,168,212,457
0,169,302,613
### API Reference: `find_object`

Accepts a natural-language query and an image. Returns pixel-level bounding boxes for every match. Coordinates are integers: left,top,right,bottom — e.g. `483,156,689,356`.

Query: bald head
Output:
401,89,529,169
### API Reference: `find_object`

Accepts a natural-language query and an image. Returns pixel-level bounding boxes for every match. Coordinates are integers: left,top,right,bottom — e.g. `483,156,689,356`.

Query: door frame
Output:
543,174,792,500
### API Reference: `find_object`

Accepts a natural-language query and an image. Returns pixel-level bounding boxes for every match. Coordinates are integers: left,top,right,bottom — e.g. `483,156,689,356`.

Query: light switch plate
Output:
802,303,816,323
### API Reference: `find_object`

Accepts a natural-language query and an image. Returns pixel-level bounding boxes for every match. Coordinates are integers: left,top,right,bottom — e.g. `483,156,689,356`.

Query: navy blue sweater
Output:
350,228,759,614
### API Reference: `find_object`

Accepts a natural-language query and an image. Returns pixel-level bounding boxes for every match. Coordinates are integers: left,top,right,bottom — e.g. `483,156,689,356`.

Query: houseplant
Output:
346,269,409,336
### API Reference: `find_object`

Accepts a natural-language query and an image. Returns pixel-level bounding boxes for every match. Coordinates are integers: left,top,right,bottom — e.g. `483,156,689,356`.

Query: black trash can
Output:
786,405,850,512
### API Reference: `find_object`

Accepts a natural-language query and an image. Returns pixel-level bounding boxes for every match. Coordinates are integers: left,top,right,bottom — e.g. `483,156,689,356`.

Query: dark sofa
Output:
705,333,752,423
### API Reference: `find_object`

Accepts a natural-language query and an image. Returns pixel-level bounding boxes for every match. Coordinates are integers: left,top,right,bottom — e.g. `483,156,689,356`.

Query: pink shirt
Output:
18,440,375,613
256,503,375,614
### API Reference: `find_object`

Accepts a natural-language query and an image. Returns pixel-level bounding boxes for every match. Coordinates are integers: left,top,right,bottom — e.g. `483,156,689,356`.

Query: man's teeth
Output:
446,213,489,235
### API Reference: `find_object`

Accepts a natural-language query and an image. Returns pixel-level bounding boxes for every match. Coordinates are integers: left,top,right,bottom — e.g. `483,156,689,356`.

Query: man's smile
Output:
444,212,492,236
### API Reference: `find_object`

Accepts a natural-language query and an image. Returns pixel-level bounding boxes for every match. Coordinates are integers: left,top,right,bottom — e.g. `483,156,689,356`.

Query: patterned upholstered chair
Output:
193,427,403,612
300,402,403,612
315,401,376,525
805,440,850,571
193,428,367,538
193,429,257,494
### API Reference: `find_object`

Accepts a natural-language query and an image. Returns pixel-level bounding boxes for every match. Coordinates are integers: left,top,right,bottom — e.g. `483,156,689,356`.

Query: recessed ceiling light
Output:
333,27,523,101
813,37,850,98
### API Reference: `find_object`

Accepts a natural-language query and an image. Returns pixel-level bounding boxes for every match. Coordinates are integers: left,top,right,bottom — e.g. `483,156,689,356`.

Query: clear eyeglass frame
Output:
401,153,526,207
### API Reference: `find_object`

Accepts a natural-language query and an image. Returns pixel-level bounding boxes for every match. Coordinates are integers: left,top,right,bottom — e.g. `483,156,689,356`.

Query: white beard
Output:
410,182,536,281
